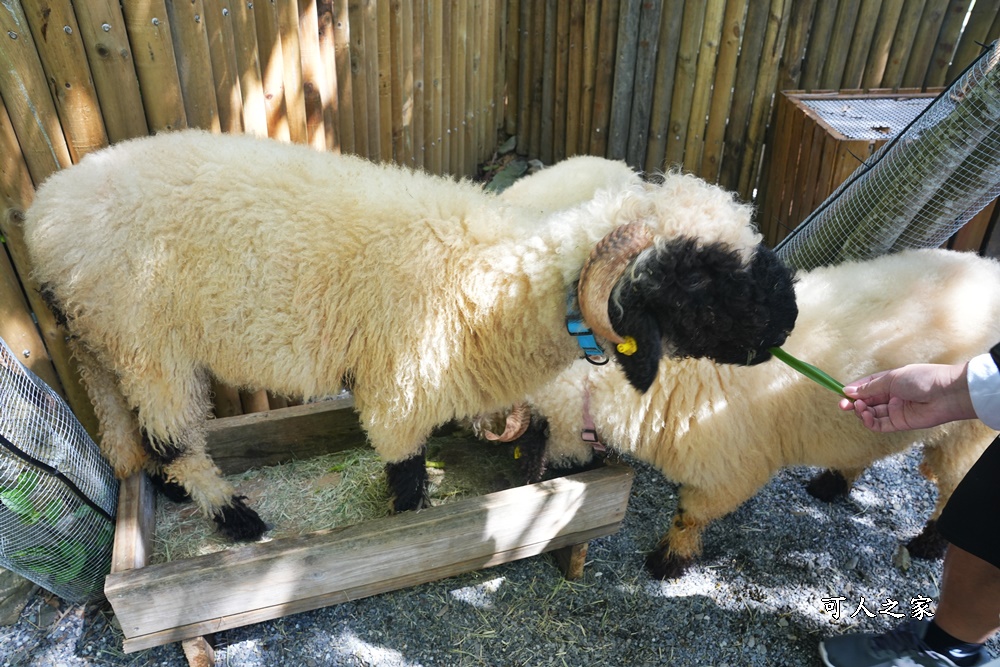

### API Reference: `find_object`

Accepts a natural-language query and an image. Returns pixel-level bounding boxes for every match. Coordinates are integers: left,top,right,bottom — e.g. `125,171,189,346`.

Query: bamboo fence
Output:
2,0,999,428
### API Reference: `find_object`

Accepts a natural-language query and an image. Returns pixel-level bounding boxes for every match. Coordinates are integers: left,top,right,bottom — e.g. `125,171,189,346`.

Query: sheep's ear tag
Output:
566,317,609,365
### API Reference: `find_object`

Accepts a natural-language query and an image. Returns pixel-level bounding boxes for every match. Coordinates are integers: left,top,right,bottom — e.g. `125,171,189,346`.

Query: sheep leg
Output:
119,365,267,541
645,482,759,580
69,341,148,478
805,467,864,502
385,449,430,512
908,431,991,560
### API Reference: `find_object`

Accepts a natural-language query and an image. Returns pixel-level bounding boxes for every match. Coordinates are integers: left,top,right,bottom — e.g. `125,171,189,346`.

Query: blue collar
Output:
566,290,609,365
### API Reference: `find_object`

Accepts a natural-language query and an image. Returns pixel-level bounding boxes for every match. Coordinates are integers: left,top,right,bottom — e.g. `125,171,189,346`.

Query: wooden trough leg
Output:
181,636,215,667
551,541,589,580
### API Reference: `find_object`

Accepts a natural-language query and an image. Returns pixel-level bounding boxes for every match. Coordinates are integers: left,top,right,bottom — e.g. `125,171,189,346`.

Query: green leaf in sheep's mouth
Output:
768,346,846,397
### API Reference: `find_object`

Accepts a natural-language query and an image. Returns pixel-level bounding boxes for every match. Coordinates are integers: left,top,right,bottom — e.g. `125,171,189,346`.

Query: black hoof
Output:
644,545,693,580
385,455,429,512
806,469,850,502
213,496,267,541
147,471,192,503
906,519,948,560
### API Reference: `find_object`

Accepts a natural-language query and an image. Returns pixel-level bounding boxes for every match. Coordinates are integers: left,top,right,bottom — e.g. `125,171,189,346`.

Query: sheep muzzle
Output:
577,222,655,345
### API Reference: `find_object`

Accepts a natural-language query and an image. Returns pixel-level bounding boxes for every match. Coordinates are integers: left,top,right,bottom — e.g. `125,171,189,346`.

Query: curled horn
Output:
577,221,654,344
482,402,532,442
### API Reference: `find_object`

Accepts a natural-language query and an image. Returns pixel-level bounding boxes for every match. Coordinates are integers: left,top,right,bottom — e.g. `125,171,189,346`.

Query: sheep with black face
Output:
21,132,796,541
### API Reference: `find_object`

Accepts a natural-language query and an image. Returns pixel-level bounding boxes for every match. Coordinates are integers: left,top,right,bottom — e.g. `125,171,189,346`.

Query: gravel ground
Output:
2,447,998,667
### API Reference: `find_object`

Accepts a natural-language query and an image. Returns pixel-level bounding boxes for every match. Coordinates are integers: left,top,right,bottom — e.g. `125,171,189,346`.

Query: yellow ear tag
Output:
513,446,522,460
616,336,638,356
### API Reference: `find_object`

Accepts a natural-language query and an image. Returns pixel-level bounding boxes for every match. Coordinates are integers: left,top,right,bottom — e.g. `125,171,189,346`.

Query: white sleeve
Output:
967,353,1000,430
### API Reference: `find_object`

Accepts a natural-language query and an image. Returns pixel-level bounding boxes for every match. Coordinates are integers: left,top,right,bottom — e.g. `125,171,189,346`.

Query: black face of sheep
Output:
579,226,797,393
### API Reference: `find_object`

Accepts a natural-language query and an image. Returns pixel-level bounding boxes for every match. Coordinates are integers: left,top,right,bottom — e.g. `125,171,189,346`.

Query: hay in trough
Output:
150,428,524,564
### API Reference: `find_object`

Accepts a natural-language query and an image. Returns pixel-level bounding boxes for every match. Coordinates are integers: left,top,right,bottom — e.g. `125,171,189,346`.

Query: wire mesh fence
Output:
0,337,117,602
775,41,1000,271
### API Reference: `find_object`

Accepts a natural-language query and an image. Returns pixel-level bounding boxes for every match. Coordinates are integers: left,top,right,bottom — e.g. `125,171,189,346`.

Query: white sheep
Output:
511,248,1000,579
21,131,797,540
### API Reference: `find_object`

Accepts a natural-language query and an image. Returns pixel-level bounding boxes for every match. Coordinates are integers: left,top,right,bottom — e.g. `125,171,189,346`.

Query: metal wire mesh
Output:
0,337,117,602
775,41,1000,270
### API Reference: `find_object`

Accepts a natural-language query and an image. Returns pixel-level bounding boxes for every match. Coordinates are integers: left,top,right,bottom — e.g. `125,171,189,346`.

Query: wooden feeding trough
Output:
103,395,633,655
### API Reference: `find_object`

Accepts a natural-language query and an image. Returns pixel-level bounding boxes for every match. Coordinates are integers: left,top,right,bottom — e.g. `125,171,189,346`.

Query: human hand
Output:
837,363,976,433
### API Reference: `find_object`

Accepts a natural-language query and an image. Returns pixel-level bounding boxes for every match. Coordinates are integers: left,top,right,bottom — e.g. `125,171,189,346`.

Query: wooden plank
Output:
390,0,412,165
469,0,483,172
644,0,683,172
229,0,269,137
775,96,805,243
527,0,544,158
514,0,531,154
798,115,832,228
110,472,155,573
719,2,770,190
947,0,1000,83
0,231,62,394
737,0,790,200
788,113,820,228
539,0,556,164
683,0,726,174
758,93,793,246
860,0,905,89
552,0,569,163
439,0,452,171
607,0,641,161
819,0,862,89
332,0,355,153
699,0,747,183
205,397,366,475
924,0,971,88
880,0,928,89
774,0,816,96
181,637,215,667
564,0,583,157
424,0,443,171
551,542,588,581
106,463,633,649
347,0,371,157
950,198,998,252
297,0,330,151
276,0,309,144
902,0,947,88
625,0,664,168
376,0,393,160
71,0,148,143
664,0,705,170
578,0,599,154
799,0,838,91
840,0,882,89
20,0,108,161
362,0,381,159
505,0,520,138
411,0,425,166
166,0,221,132
203,0,245,134
449,0,467,171
254,0,290,141
120,0,188,132
314,0,342,153
588,0,620,156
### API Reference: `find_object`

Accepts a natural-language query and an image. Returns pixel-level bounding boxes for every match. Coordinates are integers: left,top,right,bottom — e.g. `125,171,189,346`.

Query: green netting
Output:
775,41,1000,270
0,337,117,602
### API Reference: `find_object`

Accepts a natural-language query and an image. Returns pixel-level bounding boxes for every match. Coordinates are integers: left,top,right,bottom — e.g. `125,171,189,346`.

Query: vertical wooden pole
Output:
203,0,246,134
166,0,222,132
121,0,188,132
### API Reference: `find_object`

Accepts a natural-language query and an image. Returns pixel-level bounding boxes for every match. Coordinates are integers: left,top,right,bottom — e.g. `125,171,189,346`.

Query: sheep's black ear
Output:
610,310,662,392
